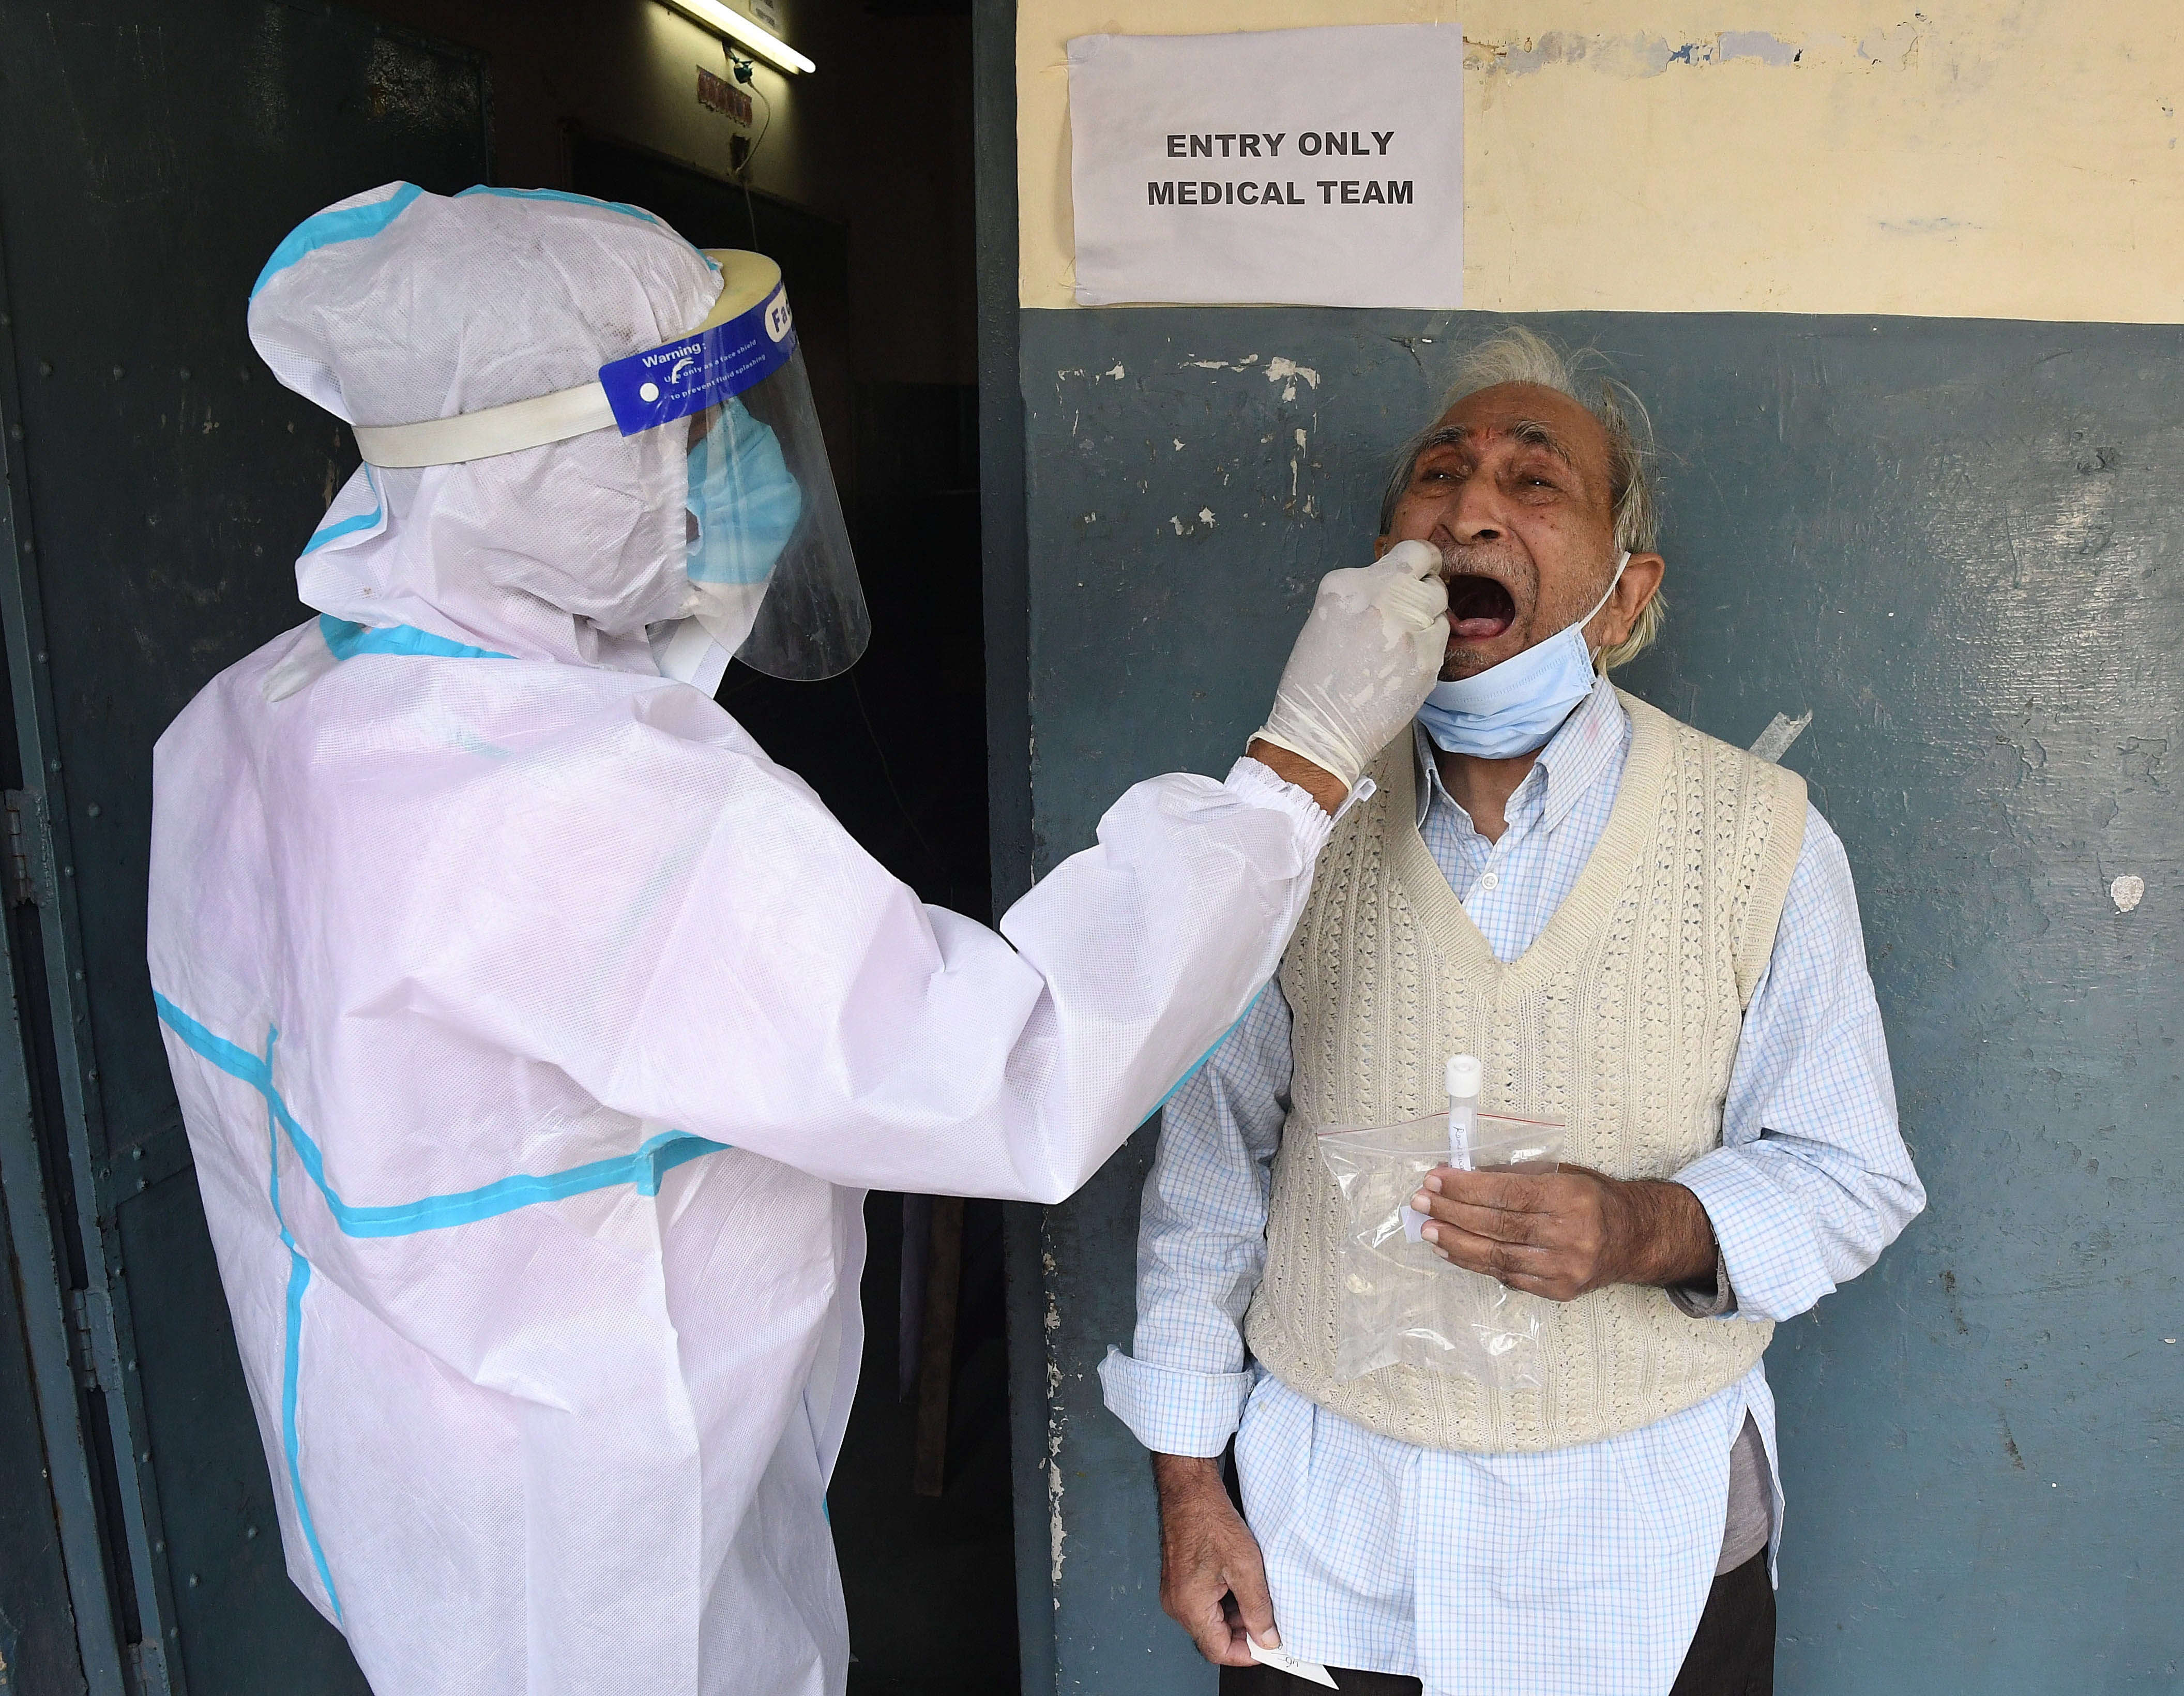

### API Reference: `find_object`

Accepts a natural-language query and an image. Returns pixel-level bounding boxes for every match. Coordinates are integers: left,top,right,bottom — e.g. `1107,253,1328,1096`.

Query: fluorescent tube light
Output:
660,0,816,75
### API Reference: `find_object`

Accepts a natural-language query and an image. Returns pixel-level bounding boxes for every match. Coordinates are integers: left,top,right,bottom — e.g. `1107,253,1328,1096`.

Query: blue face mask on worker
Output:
1416,550,1630,759
686,397,804,589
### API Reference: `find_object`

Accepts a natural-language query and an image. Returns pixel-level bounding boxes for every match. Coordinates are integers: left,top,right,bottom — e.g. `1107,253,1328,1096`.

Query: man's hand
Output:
1409,1166,1718,1301
1152,1453,1278,1667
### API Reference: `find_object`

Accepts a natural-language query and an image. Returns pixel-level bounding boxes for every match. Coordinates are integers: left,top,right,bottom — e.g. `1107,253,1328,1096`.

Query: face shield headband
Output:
350,249,869,683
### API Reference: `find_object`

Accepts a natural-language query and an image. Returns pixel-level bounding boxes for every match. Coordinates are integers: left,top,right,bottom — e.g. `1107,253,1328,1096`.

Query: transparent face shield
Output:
681,398,798,666
625,251,868,681
714,347,868,680
351,247,868,684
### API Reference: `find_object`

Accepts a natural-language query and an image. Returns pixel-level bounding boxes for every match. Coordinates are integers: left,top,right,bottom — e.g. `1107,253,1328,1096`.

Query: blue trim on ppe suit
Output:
252,184,424,299
263,1027,344,1621
316,614,512,663
155,996,728,1239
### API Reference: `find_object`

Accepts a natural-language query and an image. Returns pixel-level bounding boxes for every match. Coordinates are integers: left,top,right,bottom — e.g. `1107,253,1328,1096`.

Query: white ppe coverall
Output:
148,187,1337,1696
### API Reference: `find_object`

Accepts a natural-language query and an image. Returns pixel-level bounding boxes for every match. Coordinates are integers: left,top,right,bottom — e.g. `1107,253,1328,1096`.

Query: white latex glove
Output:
1251,540,1449,789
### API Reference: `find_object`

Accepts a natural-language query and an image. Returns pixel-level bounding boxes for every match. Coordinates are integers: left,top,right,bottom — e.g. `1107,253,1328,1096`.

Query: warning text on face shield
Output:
597,284,799,436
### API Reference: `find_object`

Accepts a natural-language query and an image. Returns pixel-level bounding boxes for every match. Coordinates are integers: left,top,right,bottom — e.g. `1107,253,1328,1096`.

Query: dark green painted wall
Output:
1008,305,2182,1692
0,4,492,1688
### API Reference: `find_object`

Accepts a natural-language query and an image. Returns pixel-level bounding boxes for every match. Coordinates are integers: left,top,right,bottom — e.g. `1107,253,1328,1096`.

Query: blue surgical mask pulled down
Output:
1416,551,1630,759
682,397,805,655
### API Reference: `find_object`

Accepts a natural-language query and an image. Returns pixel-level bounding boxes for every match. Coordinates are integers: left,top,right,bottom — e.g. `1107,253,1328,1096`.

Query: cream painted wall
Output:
1019,0,2184,322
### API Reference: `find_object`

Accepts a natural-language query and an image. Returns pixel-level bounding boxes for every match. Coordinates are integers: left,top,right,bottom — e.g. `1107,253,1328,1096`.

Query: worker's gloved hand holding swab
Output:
1252,539,1449,791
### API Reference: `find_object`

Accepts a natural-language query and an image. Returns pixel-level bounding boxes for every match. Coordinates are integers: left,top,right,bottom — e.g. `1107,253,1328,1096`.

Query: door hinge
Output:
127,1635,173,1696
3,789,52,908
66,1285,119,1393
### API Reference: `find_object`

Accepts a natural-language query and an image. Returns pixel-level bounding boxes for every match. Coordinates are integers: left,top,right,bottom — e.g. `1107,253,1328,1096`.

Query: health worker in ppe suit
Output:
146,183,1450,1696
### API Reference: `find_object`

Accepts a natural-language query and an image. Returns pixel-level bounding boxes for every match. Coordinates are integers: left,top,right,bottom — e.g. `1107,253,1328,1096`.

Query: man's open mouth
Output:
1446,573,1516,640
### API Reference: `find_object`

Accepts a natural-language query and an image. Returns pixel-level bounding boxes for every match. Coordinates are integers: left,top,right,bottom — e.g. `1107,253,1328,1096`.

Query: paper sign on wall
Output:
1067,24,1463,309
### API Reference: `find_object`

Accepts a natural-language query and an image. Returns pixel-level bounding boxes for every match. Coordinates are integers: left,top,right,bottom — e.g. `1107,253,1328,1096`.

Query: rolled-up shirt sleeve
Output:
1098,982,1296,1457
1675,803,1925,1322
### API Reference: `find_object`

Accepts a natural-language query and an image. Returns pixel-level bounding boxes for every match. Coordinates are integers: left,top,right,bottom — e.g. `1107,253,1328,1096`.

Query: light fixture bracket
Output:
659,0,815,76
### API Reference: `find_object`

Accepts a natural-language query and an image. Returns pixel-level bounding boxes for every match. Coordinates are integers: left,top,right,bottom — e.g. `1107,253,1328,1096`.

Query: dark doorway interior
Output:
568,131,991,917
570,135,1013,1695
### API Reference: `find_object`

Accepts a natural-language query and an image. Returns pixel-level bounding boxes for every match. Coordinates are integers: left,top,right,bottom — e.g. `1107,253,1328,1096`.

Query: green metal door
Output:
0,4,490,1689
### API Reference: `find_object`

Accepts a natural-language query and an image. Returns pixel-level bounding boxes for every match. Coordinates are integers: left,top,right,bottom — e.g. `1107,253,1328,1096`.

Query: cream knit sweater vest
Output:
1243,692,1806,1452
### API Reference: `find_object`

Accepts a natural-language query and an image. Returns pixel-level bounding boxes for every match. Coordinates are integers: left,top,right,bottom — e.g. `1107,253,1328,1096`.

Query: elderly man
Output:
1098,328,1924,1695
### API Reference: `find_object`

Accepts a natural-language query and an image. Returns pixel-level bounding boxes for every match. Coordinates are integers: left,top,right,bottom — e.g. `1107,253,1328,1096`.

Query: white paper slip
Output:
1248,1636,1339,1688
1401,1201,1429,1244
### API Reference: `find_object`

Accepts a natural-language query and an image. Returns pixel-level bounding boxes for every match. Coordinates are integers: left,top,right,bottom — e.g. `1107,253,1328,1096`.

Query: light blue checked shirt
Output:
1099,678,1923,1695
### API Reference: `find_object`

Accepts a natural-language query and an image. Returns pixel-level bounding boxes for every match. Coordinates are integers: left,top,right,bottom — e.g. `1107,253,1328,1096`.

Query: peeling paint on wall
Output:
1265,356,1319,401
1042,1245,1067,1591
1715,28,1799,67
1466,26,1914,77
1877,216,1981,236
1047,1416,1067,1591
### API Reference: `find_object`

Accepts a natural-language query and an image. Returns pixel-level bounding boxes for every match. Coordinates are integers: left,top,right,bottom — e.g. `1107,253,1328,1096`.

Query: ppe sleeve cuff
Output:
1224,756,1337,856
1097,1345,1255,1458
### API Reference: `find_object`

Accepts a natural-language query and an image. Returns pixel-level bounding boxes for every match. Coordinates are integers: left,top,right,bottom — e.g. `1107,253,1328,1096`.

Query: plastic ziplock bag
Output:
1316,1112,1564,1384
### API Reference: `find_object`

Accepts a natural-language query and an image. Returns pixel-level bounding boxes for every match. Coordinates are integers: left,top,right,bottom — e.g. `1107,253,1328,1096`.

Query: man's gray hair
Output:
1379,326,1664,671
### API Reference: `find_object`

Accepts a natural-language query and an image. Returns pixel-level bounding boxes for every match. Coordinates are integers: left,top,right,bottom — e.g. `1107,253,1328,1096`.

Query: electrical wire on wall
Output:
707,42,953,902
723,44,775,249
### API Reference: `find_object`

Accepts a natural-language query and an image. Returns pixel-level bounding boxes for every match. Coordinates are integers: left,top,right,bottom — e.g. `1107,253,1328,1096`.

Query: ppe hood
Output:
248,183,725,672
